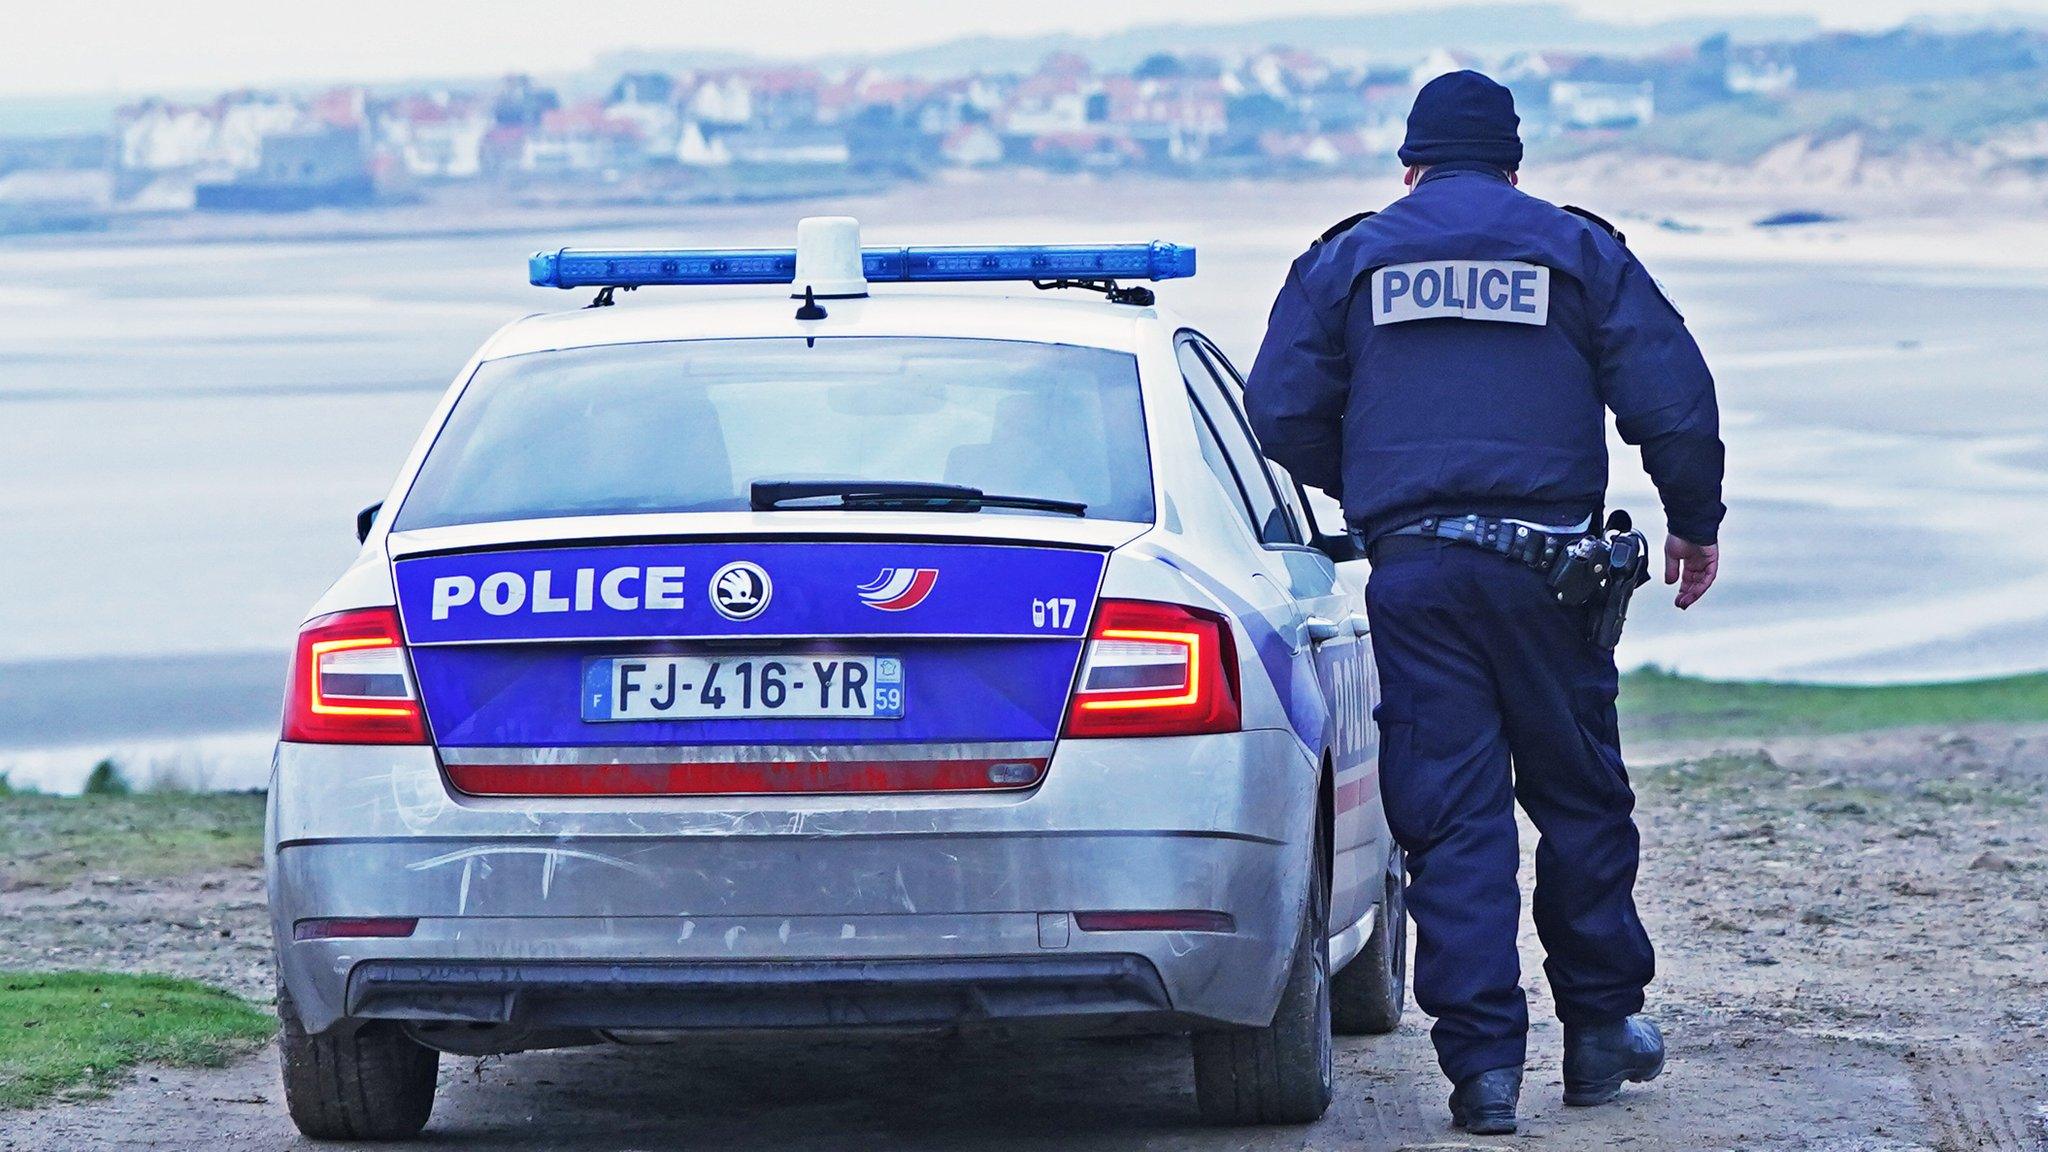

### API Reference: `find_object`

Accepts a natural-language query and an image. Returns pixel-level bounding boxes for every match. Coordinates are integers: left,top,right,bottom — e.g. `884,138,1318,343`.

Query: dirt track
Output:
5,725,2046,1151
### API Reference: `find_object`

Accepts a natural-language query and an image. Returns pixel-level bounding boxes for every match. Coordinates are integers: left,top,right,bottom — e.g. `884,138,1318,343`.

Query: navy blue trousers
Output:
1366,538,1655,1084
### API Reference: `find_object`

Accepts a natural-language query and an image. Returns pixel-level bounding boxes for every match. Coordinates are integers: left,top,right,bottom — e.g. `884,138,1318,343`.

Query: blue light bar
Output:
529,242,1196,289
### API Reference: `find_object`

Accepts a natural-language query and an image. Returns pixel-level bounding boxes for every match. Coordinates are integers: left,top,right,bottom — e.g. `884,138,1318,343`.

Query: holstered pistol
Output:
1589,512,1653,650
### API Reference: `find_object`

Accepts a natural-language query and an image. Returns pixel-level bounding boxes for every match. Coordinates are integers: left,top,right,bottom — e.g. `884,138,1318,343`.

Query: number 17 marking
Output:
1032,597,1076,630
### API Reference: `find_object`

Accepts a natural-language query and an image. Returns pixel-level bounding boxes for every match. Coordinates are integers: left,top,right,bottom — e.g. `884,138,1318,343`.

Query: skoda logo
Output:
709,561,772,621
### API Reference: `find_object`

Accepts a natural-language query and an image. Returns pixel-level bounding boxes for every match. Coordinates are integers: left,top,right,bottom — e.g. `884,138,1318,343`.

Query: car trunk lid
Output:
390,530,1113,796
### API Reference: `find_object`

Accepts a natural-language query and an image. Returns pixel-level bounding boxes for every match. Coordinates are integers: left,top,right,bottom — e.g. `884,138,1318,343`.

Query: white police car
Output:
269,218,1402,1139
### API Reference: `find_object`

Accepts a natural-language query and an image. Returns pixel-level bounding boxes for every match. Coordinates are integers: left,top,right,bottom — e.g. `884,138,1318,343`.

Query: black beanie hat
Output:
1399,70,1523,170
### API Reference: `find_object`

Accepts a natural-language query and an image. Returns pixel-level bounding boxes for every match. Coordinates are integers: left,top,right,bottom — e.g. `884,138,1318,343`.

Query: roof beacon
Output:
793,216,870,300
528,218,1197,308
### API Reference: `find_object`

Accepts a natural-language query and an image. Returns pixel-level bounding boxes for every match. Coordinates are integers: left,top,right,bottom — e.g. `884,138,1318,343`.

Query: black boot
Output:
1563,1015,1665,1106
1449,1066,1522,1135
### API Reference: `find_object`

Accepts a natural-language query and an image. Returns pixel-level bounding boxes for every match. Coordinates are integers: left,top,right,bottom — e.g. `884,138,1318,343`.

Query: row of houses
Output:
36,39,1821,215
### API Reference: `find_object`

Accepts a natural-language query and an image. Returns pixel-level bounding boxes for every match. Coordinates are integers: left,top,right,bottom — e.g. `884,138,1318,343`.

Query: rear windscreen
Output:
394,337,1155,530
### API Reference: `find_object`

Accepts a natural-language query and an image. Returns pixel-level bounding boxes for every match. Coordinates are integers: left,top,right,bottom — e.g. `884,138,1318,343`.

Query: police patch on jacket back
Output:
1371,260,1550,326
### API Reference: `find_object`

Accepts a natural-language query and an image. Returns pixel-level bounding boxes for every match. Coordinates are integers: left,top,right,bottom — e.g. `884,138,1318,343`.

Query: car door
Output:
1177,333,1383,938
1281,469,1389,924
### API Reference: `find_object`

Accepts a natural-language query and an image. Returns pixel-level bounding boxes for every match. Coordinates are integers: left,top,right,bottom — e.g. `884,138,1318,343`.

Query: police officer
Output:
1244,71,1724,1135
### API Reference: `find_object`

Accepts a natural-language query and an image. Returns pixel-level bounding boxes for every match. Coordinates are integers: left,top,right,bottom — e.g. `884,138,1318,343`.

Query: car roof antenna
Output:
795,285,828,346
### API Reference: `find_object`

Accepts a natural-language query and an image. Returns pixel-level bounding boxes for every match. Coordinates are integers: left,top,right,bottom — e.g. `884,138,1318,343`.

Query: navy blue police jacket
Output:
1244,163,1726,546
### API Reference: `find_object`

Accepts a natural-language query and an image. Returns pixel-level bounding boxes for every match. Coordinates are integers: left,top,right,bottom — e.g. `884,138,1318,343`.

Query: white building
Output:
1003,91,1092,136
379,98,492,179
1727,59,1797,96
689,77,753,127
1551,81,1655,130
214,100,304,168
120,101,304,172
674,121,732,167
940,124,1003,167
119,105,218,171
117,96,308,176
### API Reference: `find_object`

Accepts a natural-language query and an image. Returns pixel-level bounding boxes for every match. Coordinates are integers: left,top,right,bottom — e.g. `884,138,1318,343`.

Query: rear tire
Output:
1192,819,1334,1125
1332,853,1407,1035
279,995,438,1141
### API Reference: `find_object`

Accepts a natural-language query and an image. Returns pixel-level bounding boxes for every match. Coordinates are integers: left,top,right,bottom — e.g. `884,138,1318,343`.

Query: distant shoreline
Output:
0,653,283,747
9,167,2047,256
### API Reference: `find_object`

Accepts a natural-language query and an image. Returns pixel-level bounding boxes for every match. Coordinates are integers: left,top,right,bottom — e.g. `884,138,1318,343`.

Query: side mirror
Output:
1312,530,1366,564
356,501,384,544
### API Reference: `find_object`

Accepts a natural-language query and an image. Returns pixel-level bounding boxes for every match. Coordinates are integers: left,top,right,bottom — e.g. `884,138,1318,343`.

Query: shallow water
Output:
4,179,2045,789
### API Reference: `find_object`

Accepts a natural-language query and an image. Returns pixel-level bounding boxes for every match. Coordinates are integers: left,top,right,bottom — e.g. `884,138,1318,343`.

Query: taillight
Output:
1062,599,1240,738
282,607,427,744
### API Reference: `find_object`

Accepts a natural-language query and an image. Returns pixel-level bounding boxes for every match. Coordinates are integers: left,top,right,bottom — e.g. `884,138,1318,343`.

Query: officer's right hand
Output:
1664,536,1719,609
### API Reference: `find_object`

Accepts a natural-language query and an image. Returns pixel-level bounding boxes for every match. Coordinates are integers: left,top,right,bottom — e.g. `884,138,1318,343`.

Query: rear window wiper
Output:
750,480,1087,517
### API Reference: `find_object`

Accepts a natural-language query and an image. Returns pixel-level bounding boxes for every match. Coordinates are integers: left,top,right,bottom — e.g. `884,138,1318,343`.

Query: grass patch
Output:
0,971,273,1109
0,792,264,890
1621,667,2048,742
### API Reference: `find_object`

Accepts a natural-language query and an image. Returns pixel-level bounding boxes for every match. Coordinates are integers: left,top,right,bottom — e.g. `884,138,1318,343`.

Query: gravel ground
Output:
4,724,2046,1151
0,868,272,1003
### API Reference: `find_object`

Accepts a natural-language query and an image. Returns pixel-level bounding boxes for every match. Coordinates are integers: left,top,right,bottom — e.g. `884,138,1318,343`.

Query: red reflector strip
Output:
1335,775,1379,816
445,758,1049,797
293,917,419,941
1073,911,1236,934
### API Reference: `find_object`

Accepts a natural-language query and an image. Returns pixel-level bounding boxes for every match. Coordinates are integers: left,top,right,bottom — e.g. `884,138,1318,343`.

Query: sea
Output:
5,174,2046,791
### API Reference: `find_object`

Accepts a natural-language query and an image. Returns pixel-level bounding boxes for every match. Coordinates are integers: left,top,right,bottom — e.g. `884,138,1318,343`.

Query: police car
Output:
269,217,1403,1139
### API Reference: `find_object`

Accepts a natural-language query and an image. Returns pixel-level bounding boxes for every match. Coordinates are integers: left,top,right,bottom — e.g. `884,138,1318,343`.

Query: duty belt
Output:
1384,514,1583,573
1381,511,1651,650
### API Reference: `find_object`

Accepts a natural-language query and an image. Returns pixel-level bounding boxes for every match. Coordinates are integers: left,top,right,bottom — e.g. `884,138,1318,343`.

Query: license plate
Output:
583,655,904,722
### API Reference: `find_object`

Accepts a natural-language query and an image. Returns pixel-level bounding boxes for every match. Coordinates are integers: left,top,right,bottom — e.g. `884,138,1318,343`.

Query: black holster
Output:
1546,510,1652,649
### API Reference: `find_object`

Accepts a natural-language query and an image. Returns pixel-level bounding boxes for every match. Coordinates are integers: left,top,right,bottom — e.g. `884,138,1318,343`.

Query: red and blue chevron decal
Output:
857,567,939,612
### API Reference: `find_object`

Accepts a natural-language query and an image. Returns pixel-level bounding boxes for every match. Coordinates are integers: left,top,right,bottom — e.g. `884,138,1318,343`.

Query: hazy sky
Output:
9,0,2048,97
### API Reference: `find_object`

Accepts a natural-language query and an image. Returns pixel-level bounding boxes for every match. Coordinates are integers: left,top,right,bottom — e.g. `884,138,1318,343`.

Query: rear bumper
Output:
268,729,1316,1036
346,955,1171,1031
